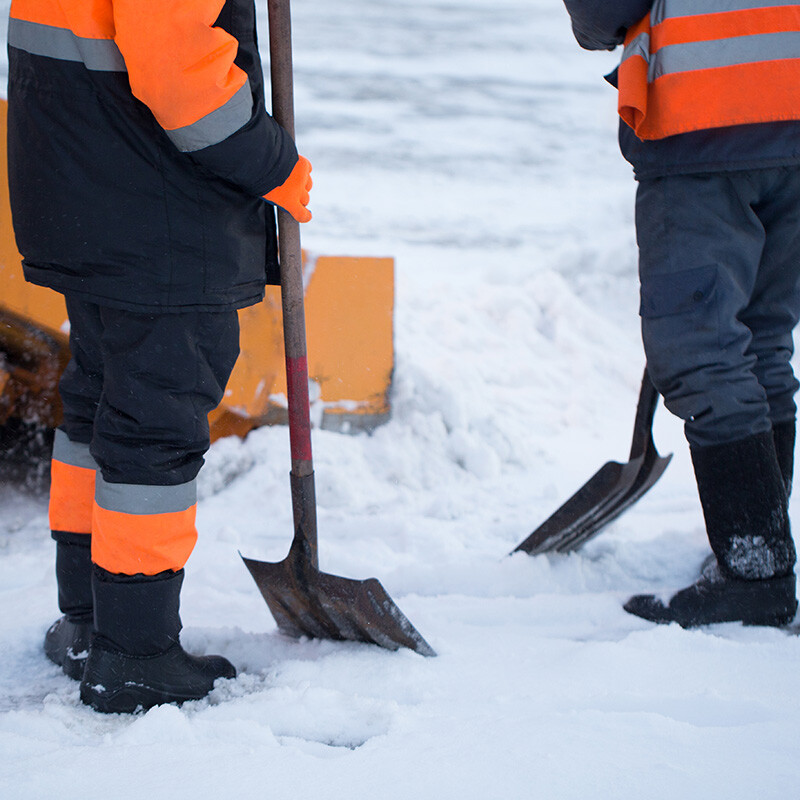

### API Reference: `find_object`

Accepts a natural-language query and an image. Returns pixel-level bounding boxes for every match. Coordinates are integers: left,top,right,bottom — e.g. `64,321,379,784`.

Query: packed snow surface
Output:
1,2,799,798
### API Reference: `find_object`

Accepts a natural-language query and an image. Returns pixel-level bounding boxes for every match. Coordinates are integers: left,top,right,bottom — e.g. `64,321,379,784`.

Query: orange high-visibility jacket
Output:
618,0,800,140
7,0,297,311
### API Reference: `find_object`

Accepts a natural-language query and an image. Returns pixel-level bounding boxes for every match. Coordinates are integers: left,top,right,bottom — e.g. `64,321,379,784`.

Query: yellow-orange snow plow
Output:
0,98,394,452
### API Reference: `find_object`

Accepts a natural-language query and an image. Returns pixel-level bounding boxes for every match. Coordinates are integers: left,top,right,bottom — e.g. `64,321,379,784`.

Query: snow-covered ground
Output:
2,1,799,798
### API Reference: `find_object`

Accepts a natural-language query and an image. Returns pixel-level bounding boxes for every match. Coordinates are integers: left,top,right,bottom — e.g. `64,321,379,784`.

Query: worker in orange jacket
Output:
562,0,800,627
7,0,312,712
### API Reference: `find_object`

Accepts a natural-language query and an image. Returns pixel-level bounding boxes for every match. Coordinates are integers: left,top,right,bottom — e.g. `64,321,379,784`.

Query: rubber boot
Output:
625,431,798,627
44,533,93,680
80,567,236,713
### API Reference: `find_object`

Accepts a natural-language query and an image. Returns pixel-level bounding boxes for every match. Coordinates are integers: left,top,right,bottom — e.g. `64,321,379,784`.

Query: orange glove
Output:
264,155,312,222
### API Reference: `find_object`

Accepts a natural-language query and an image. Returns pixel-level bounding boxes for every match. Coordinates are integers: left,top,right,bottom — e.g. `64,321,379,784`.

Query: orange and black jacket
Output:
562,0,800,179
7,0,298,311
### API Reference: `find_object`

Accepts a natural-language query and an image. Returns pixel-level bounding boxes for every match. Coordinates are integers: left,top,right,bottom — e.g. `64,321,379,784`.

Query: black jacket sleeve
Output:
562,0,653,51
189,100,298,198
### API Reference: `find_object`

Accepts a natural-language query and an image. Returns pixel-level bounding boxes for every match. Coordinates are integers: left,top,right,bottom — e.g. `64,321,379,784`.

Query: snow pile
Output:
1,2,799,798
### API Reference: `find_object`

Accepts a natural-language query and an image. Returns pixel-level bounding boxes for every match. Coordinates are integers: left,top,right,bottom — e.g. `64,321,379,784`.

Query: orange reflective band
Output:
618,4,800,139
49,459,96,534
621,58,800,140
618,56,647,136
113,0,249,132
11,0,115,39
91,502,198,575
652,7,800,50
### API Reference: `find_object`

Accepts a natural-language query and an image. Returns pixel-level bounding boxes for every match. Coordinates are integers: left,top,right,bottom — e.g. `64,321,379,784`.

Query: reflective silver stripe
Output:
166,83,252,153
52,429,98,470
650,30,800,79
95,475,197,515
8,18,125,72
653,0,800,25
621,32,651,65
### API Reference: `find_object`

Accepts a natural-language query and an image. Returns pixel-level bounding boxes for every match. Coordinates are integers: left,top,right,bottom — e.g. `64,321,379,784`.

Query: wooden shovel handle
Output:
268,0,313,479
268,0,318,566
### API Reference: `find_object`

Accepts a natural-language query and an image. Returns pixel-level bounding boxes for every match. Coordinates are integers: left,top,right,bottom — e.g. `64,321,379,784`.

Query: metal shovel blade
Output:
512,454,644,555
558,437,672,553
513,367,671,556
242,541,436,657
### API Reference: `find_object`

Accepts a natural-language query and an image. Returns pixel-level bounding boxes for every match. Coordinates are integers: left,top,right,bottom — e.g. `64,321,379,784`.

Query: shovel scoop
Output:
243,552,437,654
242,475,435,655
242,475,435,657
513,367,672,555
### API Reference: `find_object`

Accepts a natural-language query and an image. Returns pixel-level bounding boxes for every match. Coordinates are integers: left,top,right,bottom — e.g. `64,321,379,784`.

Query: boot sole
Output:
741,598,798,628
79,641,235,714
80,681,210,714
626,580,797,628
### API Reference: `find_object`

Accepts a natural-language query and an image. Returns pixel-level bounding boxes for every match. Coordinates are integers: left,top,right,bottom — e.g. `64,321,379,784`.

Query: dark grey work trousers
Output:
636,167,800,448
58,295,240,486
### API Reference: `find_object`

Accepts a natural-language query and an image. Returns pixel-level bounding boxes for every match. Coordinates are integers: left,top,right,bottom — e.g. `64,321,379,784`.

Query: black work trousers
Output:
58,295,240,486
636,167,800,447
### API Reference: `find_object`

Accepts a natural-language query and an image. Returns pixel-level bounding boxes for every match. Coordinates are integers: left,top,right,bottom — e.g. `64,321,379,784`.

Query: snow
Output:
2,1,800,797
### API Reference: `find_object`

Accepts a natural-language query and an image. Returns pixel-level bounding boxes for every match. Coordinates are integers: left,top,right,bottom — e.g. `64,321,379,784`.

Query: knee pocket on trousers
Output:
639,264,719,319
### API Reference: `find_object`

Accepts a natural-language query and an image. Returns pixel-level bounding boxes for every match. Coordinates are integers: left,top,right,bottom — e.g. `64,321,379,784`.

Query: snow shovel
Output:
241,0,435,657
512,367,672,555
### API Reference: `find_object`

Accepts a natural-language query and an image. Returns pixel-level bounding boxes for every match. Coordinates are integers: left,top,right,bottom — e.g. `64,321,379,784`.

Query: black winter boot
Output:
80,567,236,714
696,419,797,578
624,431,798,627
772,419,795,497
624,559,797,627
44,533,93,680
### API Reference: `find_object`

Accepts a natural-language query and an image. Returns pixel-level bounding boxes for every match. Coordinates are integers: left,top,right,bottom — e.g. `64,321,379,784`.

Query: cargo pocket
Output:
639,264,718,319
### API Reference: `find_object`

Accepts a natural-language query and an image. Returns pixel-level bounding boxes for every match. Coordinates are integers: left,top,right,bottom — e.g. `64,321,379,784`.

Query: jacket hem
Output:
22,271,266,314
632,155,800,181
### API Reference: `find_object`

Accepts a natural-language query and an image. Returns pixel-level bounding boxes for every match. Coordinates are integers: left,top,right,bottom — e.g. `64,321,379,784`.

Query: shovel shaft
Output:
268,0,295,139
268,1,317,573
290,471,318,568
628,366,659,460
268,0,313,476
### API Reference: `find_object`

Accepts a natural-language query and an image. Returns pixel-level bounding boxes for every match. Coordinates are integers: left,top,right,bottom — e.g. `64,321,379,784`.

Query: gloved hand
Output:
264,155,312,222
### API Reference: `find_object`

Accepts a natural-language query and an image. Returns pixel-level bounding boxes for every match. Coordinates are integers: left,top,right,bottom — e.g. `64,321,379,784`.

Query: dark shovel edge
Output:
554,444,672,553
511,455,644,556
512,367,671,556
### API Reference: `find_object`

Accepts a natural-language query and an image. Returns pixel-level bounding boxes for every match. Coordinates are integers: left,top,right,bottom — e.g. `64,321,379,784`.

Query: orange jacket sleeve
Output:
113,0,297,195
113,0,247,134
